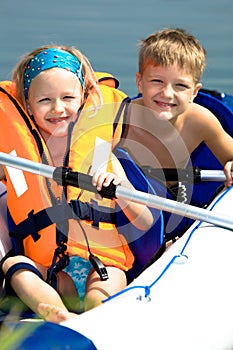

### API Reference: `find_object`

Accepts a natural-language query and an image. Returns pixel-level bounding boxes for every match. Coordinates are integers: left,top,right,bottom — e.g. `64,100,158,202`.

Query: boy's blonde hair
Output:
12,44,103,110
138,28,206,84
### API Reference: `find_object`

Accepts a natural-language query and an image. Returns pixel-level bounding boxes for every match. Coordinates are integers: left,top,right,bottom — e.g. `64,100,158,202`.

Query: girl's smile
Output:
27,68,83,141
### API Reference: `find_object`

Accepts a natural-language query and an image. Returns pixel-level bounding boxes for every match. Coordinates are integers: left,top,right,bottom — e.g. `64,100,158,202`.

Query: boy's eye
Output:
151,79,163,83
176,83,190,89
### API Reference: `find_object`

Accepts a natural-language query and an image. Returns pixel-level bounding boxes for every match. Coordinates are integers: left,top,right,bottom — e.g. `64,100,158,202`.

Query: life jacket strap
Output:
9,200,116,241
46,242,70,290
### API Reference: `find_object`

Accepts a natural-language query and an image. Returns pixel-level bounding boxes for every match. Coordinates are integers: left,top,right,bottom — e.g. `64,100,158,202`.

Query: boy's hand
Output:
224,160,233,187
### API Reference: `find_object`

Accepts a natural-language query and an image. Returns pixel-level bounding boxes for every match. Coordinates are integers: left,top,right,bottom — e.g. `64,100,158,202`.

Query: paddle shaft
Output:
141,166,230,183
116,186,233,230
0,152,232,231
0,152,114,198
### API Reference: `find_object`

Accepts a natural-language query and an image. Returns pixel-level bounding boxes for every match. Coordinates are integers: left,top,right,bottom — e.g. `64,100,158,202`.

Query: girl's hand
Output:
92,155,129,196
91,156,154,231
92,172,122,192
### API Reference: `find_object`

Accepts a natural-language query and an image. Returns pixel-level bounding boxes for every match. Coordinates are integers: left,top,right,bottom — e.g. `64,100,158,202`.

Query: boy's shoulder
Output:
131,97,143,106
185,101,215,121
180,102,220,136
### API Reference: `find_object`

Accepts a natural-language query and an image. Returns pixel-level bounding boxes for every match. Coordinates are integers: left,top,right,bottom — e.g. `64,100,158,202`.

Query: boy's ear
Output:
136,72,142,93
191,83,202,101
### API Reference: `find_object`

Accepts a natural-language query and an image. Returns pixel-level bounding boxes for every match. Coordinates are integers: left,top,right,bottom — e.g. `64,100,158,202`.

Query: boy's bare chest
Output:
121,125,191,169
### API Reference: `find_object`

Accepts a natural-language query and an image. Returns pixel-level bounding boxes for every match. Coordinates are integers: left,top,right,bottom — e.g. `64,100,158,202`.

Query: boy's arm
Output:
0,165,5,181
201,108,233,187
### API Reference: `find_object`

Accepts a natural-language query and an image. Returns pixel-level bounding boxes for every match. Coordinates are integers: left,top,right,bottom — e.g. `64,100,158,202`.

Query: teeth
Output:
157,102,172,107
49,117,67,122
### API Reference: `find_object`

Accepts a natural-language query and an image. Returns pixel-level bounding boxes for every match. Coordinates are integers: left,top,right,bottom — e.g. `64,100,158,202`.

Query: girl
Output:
0,45,153,323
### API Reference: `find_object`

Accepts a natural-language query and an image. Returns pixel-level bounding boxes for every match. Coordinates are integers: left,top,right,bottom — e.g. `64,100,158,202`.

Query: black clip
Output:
89,254,109,281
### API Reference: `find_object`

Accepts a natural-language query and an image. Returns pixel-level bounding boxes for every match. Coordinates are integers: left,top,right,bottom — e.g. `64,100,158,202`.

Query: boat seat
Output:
115,90,233,246
114,147,165,281
191,90,233,207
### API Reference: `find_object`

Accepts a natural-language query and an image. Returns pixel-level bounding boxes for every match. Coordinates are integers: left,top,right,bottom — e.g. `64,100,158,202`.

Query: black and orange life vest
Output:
0,76,134,272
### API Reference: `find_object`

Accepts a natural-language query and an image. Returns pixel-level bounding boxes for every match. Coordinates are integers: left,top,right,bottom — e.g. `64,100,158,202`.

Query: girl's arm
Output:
92,160,154,231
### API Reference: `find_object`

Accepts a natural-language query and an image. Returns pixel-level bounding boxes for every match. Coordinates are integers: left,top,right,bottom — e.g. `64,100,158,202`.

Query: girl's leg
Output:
84,266,127,311
57,270,81,313
2,255,79,323
37,303,77,323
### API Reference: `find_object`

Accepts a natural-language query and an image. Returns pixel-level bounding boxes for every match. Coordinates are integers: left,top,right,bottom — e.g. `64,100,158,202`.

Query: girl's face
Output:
26,68,83,140
136,62,201,122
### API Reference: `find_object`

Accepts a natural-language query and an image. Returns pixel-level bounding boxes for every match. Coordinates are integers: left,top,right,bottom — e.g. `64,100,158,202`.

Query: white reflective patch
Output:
90,137,111,175
6,150,28,197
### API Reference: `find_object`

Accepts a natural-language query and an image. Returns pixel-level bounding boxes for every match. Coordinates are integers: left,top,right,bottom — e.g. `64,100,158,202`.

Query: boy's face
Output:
136,62,201,122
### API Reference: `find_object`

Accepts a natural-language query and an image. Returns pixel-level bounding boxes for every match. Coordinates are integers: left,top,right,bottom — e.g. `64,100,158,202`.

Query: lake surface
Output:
0,0,232,97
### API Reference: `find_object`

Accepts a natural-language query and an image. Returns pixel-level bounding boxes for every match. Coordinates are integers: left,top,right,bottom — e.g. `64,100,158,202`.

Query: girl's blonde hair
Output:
12,44,103,110
138,28,206,84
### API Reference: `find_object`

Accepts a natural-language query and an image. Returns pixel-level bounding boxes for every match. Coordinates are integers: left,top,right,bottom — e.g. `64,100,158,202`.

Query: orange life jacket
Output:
0,77,134,273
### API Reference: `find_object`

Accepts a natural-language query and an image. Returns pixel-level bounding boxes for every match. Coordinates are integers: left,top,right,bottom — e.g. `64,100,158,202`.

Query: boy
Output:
120,28,233,188
118,28,233,237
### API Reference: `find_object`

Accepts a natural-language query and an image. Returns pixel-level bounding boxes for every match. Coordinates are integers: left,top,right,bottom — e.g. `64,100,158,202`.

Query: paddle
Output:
0,151,232,231
141,166,229,183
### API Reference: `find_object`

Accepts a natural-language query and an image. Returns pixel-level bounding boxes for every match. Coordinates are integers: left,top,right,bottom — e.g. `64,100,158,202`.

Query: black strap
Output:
4,262,43,294
0,249,14,287
46,243,70,289
4,262,44,295
5,262,44,282
113,97,131,138
9,199,116,285
10,199,116,242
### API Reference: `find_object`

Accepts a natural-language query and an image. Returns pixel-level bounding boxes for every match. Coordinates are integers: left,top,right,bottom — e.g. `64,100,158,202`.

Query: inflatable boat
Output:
1,89,233,350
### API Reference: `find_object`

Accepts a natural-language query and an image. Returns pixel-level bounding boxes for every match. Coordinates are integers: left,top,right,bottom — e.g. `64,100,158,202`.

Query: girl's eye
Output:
63,96,75,100
38,97,50,102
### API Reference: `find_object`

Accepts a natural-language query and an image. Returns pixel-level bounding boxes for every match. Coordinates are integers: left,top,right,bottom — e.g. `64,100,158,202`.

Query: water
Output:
0,0,232,97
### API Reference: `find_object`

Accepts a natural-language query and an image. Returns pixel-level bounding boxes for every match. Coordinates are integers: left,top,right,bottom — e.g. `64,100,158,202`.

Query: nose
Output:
52,99,64,113
160,84,173,98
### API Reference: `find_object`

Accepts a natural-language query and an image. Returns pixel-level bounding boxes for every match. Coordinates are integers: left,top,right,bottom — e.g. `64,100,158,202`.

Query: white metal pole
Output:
115,186,233,231
200,170,227,181
0,152,232,231
0,152,54,179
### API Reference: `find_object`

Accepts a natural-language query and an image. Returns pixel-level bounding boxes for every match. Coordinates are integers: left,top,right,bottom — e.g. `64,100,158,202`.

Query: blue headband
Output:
23,48,85,98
